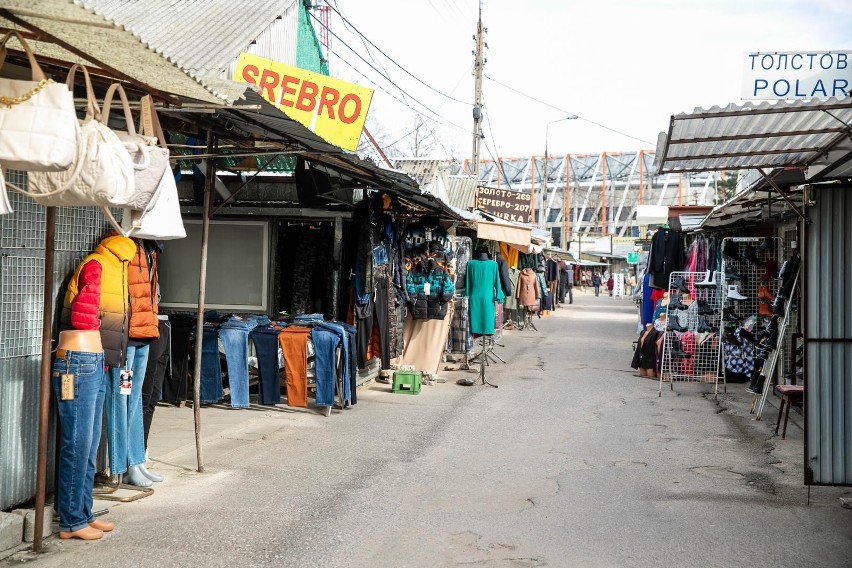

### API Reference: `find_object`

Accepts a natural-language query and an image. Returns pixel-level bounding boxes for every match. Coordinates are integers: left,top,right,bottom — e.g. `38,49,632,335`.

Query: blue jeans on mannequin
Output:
52,351,106,532
201,326,222,404
105,343,149,475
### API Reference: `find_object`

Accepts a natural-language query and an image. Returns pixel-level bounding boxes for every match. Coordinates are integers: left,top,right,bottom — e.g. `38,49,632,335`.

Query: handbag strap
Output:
140,95,168,149
101,83,138,136
0,31,46,82
65,64,101,121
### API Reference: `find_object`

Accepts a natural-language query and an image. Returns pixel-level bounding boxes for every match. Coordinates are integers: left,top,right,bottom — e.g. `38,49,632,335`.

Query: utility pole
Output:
470,1,485,177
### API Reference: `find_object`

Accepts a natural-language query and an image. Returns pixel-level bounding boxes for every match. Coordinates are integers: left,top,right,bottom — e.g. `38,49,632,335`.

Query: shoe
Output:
757,286,776,304
671,276,689,294
773,296,787,316
667,320,688,333
725,265,744,281
765,328,780,350
757,237,772,252
695,270,717,287
671,338,691,358
746,368,766,394
742,245,764,265
697,316,716,333
726,284,748,302
723,241,740,261
668,294,688,311
723,306,744,322
696,300,718,316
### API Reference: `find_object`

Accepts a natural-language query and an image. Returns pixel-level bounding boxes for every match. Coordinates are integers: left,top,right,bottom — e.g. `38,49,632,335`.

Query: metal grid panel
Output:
0,257,45,359
659,271,722,396
56,206,116,252
1,171,46,250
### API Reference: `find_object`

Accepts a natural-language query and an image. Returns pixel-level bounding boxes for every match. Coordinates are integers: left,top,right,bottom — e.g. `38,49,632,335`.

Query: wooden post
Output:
33,207,56,553
191,131,216,473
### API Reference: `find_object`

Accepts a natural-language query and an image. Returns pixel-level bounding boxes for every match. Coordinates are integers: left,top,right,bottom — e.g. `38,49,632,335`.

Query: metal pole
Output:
33,207,56,553
470,3,484,176
563,154,571,250
191,131,216,473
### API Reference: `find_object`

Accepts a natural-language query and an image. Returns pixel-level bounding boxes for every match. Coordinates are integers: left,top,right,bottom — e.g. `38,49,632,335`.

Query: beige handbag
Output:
101,84,169,210
26,66,135,210
0,31,79,172
0,168,12,215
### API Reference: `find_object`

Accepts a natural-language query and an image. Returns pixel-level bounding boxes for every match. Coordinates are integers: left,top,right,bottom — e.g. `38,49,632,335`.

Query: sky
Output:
321,0,851,162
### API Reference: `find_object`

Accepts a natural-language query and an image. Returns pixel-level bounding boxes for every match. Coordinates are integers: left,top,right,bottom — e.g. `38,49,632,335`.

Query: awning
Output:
475,219,532,250
653,98,852,175
698,186,804,230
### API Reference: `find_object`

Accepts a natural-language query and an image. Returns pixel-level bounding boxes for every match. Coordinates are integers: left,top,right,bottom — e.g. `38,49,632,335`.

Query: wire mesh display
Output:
0,257,45,359
659,271,723,397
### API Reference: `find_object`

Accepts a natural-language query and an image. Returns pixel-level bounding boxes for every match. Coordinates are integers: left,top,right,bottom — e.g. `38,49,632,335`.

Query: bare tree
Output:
403,113,438,157
357,112,397,164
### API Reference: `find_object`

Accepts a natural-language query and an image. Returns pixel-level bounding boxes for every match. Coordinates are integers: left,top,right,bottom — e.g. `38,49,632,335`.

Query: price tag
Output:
423,282,431,295
425,229,432,241
61,374,75,401
119,369,133,395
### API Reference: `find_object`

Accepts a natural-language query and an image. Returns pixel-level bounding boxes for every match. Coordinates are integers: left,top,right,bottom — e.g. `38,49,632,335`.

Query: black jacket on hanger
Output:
495,253,513,298
545,258,559,282
647,228,684,290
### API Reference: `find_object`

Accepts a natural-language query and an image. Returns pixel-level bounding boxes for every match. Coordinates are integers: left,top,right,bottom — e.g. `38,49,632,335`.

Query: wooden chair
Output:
774,384,804,439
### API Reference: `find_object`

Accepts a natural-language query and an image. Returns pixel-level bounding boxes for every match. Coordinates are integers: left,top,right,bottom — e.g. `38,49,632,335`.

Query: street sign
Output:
627,252,639,264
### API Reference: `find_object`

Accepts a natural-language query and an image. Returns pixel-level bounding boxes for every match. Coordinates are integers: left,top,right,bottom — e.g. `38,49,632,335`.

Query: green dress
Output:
465,259,505,335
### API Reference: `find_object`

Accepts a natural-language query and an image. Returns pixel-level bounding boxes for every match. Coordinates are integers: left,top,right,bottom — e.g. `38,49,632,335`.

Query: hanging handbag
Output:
101,85,169,210
0,31,79,172
120,167,186,240
0,168,13,215
26,65,135,211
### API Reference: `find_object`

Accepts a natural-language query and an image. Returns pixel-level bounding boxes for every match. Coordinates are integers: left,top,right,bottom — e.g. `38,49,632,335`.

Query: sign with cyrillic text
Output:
475,187,531,223
233,53,373,151
742,51,852,100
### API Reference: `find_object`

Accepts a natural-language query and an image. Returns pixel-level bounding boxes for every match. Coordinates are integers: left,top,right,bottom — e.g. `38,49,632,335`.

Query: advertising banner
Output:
742,51,852,100
234,53,373,151
475,187,532,224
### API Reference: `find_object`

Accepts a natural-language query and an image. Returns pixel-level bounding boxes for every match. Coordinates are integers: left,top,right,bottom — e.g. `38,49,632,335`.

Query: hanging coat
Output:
516,268,540,307
465,259,505,335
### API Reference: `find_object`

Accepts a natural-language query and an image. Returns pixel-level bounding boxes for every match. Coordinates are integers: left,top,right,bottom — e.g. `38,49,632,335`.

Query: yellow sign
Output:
233,53,373,151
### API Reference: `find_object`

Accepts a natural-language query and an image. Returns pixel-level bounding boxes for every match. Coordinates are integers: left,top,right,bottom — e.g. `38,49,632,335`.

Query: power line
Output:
325,3,469,105
308,10,468,133
484,74,655,146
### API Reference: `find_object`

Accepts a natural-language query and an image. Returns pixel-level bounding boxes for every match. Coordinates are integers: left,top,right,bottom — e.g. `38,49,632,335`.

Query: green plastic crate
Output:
392,371,422,395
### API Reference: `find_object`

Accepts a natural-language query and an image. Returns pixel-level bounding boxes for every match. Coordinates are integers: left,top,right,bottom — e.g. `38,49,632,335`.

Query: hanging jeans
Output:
164,315,193,404
318,322,356,404
105,343,148,475
278,327,312,407
52,350,106,533
311,328,340,407
250,326,286,405
219,318,258,408
200,326,222,404
142,320,171,448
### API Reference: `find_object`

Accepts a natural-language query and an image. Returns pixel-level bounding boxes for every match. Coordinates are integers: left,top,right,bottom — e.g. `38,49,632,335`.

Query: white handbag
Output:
120,167,186,240
0,31,79,172
0,168,12,215
101,84,169,210
26,66,135,211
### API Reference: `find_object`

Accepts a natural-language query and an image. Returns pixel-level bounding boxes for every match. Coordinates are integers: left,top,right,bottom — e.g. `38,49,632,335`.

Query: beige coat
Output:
516,268,540,307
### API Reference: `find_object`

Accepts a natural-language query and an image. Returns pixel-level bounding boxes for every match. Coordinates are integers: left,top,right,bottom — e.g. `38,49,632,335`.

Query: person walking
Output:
564,264,574,304
607,274,614,296
592,272,602,296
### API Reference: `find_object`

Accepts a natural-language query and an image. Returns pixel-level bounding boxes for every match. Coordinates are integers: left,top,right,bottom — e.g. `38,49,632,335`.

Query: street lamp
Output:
542,115,577,243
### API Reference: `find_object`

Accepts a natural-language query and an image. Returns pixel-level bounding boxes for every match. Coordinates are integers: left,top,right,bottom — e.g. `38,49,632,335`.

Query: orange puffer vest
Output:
128,240,160,340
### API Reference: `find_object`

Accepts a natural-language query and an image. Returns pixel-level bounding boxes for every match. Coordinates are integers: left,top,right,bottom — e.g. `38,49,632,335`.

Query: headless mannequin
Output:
55,331,114,540
474,250,490,261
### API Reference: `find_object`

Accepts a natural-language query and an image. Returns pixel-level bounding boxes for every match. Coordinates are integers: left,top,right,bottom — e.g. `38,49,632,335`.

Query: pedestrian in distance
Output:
607,275,614,296
592,272,602,296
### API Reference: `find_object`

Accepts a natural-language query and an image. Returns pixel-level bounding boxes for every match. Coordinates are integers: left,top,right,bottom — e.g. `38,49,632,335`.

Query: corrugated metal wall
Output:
0,171,115,509
224,0,300,80
805,185,852,486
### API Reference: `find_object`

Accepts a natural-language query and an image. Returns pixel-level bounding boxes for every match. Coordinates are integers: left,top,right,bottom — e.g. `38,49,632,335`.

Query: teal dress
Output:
465,259,505,335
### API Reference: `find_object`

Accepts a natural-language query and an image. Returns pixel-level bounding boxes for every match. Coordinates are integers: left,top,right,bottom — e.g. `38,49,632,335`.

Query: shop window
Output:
159,220,269,312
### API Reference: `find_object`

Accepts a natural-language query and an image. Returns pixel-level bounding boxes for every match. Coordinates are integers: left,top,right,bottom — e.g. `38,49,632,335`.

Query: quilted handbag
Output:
0,31,78,172
101,84,169,210
120,166,186,240
26,66,135,209
0,168,12,215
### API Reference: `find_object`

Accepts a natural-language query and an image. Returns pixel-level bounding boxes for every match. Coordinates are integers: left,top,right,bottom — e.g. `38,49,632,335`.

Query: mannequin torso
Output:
57,330,103,353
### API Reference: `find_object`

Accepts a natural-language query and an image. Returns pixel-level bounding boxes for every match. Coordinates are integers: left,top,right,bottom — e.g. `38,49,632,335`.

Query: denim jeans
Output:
201,326,222,404
51,350,106,532
311,328,340,407
250,326,285,405
105,343,149,475
317,322,355,404
219,317,257,408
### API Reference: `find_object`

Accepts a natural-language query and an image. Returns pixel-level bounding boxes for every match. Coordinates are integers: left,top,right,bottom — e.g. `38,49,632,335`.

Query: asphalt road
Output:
8,289,852,567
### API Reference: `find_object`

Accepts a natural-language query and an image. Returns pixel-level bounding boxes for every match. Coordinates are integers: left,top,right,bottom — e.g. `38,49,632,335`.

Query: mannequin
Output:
52,330,113,540
465,250,504,335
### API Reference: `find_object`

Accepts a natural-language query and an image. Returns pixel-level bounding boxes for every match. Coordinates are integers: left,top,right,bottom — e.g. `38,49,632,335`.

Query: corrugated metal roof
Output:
654,98,852,175
79,0,291,88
